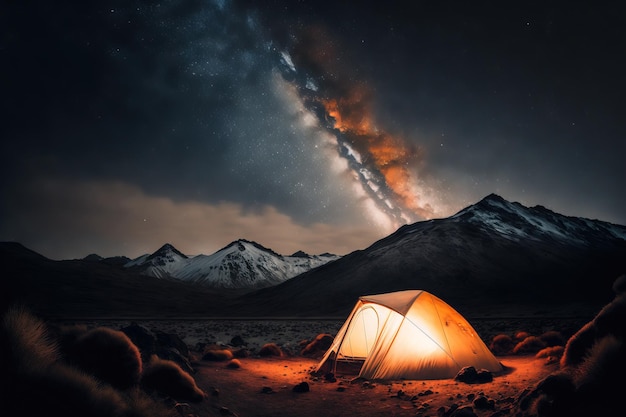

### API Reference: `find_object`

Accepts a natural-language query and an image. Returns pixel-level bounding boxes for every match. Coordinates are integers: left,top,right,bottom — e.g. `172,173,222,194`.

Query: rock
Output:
476,369,494,383
437,404,458,417
324,372,337,382
455,366,478,383
454,366,494,384
472,395,495,410
230,335,246,347
155,330,189,357
120,323,156,361
121,323,194,374
450,406,477,416
292,382,310,393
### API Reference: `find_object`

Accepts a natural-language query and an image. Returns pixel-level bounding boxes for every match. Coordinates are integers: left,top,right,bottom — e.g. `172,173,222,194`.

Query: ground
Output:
66,318,563,417
186,355,555,417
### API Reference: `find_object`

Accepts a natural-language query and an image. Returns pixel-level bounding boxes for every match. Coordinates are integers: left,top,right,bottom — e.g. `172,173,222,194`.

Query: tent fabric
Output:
316,290,502,380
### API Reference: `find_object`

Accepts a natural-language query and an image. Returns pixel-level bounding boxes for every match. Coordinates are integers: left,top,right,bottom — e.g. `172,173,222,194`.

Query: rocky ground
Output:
48,317,577,417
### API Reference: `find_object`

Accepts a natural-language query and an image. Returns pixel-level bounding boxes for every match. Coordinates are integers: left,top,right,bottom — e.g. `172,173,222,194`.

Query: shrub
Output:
259,343,283,357
560,321,596,368
141,355,205,402
201,349,233,362
513,336,546,355
489,334,514,355
535,345,564,359
539,330,565,347
64,327,142,390
226,359,242,369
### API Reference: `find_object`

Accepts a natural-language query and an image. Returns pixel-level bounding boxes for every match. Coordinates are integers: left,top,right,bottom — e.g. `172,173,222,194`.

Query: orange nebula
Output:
291,25,436,222
321,91,431,220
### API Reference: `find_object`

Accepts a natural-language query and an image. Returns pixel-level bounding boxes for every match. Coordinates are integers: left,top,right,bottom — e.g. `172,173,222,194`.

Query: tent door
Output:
333,305,379,375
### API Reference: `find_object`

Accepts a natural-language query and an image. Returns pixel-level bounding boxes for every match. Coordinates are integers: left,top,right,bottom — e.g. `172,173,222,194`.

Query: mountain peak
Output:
147,243,188,260
449,193,626,245
481,193,506,203
452,193,513,219
219,239,283,258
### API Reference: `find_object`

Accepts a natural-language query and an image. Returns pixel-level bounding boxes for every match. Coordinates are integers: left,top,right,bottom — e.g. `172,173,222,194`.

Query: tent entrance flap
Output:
339,305,379,359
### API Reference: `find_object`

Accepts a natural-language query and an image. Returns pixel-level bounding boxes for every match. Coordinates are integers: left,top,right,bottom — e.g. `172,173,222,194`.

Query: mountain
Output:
0,242,236,319
2,194,625,319
83,253,132,266
453,193,626,246
234,194,626,317
124,240,341,289
125,243,188,278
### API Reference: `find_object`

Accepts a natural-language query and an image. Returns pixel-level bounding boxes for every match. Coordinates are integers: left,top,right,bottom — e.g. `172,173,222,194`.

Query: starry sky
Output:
1,0,625,260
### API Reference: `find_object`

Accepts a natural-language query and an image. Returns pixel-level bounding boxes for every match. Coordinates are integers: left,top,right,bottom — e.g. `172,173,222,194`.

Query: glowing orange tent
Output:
316,290,502,380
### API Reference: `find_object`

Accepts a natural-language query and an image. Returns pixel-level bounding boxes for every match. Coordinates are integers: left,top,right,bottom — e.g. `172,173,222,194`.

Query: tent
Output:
316,290,502,380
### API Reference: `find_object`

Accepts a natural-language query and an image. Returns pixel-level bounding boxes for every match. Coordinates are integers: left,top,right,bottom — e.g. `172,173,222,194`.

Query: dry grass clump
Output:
539,330,565,347
516,275,626,416
141,355,205,402
514,331,531,341
1,305,181,416
491,329,565,357
226,358,242,369
201,347,234,361
513,335,546,355
489,334,514,355
259,343,283,357
63,326,143,390
535,345,564,362
300,333,333,357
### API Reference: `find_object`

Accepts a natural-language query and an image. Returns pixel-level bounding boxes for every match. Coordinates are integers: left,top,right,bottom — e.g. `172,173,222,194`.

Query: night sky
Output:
2,0,624,260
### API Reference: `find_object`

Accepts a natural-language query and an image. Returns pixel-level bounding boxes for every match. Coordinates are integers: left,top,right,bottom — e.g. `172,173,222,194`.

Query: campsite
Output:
33,279,622,417
49,315,563,417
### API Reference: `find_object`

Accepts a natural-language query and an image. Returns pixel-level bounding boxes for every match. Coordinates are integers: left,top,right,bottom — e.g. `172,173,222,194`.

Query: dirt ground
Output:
57,318,571,417
183,354,556,417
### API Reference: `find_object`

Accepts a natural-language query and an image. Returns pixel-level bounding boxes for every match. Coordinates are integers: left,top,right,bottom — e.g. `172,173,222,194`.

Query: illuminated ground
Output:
185,355,556,417
65,318,579,417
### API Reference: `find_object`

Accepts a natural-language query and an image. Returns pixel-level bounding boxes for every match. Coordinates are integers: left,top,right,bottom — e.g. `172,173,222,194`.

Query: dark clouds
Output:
1,0,625,259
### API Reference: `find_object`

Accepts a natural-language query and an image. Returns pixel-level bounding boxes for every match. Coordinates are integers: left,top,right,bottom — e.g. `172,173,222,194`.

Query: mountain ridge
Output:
233,194,626,317
1,193,625,318
123,238,341,289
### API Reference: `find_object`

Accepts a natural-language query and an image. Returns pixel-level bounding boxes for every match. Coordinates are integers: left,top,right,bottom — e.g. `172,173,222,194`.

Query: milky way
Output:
274,31,438,227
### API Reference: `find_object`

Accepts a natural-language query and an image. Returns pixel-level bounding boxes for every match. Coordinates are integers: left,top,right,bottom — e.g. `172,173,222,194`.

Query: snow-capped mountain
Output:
125,243,188,279
236,194,626,317
125,240,340,289
2,193,625,318
451,193,626,246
